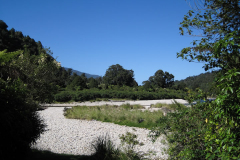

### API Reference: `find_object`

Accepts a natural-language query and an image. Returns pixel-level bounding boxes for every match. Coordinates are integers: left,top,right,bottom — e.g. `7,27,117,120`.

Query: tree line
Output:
59,65,175,90
55,64,183,102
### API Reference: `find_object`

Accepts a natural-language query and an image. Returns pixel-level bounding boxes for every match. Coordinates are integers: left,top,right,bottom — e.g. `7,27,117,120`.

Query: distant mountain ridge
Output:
64,67,101,79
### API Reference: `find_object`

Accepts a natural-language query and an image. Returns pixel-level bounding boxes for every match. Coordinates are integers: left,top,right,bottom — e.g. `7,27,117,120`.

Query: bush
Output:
91,134,142,160
150,98,208,159
0,79,46,160
54,91,75,102
204,69,240,159
91,135,120,160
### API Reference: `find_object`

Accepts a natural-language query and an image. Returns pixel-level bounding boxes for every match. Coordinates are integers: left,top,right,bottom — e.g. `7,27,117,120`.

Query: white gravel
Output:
31,107,169,159
42,99,189,108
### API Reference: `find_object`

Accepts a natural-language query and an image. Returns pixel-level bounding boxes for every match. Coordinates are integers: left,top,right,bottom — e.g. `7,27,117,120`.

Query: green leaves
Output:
150,90,210,159
0,49,22,65
204,68,240,159
177,0,240,159
142,69,174,90
103,64,137,87
0,49,59,103
178,0,240,72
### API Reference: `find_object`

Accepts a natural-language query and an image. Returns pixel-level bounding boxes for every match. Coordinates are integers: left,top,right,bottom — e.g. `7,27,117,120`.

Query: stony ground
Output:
33,99,189,159
32,107,169,159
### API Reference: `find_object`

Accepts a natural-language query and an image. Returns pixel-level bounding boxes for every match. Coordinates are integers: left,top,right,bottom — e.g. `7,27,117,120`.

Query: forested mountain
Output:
64,67,101,79
174,71,218,94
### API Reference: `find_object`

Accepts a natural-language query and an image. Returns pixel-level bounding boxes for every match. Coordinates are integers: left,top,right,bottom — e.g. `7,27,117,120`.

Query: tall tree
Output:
103,64,137,87
143,69,174,89
88,77,98,88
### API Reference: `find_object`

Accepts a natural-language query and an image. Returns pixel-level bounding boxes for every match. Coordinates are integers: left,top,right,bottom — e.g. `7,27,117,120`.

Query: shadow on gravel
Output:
26,149,95,160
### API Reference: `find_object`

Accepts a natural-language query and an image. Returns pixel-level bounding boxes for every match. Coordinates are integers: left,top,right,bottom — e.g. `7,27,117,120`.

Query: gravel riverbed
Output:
31,107,169,159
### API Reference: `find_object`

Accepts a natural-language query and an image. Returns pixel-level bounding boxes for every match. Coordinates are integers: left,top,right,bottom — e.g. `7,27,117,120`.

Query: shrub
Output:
0,79,46,160
91,134,120,160
204,69,240,159
150,98,208,159
54,91,74,102
91,134,142,160
119,132,144,159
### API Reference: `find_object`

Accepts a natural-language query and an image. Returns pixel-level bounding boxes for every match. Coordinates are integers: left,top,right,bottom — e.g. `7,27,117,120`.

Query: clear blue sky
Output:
1,0,207,85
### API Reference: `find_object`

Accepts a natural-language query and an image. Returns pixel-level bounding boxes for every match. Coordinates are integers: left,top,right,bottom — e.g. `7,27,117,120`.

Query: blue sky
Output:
1,0,207,85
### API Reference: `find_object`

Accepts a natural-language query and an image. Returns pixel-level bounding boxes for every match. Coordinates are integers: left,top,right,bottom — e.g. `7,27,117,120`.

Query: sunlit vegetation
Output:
54,89,186,102
64,103,183,129
150,0,240,159
150,102,187,110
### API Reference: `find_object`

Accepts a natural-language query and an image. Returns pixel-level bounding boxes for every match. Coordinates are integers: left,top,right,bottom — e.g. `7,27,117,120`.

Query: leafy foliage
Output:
178,0,240,72
0,50,59,103
91,135,120,160
103,64,138,87
67,73,88,91
205,68,240,159
0,78,46,160
119,132,144,159
175,0,240,159
88,77,99,89
91,134,142,160
0,21,60,159
150,97,209,159
142,69,174,90
174,71,217,94
0,49,22,65
54,89,186,102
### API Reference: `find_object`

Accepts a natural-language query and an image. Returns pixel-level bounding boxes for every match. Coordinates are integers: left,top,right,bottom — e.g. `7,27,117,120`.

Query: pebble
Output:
31,107,168,159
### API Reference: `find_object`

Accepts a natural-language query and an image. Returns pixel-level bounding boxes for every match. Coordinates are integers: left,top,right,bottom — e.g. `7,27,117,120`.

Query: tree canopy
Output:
103,64,138,87
178,0,240,72
142,69,174,90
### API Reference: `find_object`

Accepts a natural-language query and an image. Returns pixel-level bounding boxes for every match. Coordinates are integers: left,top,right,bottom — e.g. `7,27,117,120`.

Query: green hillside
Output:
174,71,218,94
